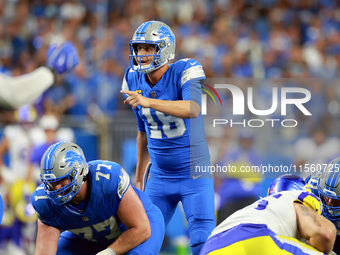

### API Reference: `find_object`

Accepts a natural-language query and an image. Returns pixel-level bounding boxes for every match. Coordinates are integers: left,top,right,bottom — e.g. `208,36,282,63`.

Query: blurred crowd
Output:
2,0,340,254
1,0,340,120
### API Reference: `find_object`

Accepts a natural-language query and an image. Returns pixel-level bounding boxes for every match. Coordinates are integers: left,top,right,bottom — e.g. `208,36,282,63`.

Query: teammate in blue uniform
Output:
200,174,336,255
31,141,164,255
306,156,340,254
120,20,215,254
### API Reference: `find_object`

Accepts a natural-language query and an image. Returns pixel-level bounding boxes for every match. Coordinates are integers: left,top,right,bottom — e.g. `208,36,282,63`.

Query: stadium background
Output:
1,0,340,254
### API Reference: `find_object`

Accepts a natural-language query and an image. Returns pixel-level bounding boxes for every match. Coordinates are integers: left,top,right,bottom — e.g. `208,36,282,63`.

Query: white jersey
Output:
0,67,54,110
3,124,44,179
211,190,322,239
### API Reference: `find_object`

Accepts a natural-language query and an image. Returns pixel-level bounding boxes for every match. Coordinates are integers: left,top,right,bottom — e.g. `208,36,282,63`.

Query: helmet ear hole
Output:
157,42,166,51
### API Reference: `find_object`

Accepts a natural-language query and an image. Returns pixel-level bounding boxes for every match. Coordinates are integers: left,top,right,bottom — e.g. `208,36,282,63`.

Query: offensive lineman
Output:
31,141,165,255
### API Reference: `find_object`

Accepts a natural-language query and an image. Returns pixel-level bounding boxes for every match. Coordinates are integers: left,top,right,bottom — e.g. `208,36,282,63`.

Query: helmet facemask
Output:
129,41,164,73
318,179,340,228
317,157,340,230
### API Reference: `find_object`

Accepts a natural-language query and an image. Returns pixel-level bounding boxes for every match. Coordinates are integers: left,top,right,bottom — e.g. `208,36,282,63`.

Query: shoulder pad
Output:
295,191,323,215
118,167,130,199
175,59,205,87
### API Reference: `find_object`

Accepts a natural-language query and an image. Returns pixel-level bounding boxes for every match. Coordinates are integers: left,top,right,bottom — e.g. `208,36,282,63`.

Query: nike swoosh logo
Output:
192,175,202,179
190,61,197,66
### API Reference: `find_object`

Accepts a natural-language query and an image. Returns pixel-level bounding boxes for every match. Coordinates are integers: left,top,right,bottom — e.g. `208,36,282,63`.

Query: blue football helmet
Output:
268,174,311,196
129,20,175,74
317,156,340,229
47,41,79,75
40,141,88,205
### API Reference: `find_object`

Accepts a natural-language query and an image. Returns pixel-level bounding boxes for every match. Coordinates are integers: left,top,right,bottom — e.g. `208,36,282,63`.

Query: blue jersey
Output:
122,59,210,178
31,160,154,246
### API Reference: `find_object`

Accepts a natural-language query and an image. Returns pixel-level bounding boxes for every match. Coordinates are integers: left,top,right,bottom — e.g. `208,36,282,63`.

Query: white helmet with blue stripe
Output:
318,156,340,229
129,20,175,74
40,141,88,205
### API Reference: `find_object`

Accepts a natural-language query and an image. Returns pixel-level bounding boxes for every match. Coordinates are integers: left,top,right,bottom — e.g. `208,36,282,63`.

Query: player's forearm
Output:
35,220,60,255
0,67,54,110
309,233,335,254
35,244,58,255
136,132,149,189
148,99,200,119
308,222,336,254
295,203,336,253
109,226,151,255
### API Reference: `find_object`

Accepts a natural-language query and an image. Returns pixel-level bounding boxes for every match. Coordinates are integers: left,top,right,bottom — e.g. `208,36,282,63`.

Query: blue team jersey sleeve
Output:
122,67,145,132
179,59,206,106
121,67,132,99
31,185,61,228
88,160,131,203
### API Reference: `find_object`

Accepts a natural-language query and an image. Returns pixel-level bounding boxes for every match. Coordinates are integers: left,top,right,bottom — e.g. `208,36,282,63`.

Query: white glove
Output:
96,248,117,255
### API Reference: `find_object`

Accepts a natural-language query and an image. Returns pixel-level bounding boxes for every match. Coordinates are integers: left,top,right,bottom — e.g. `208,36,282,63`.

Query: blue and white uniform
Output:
200,190,325,255
31,160,164,255
122,59,216,254
122,59,210,178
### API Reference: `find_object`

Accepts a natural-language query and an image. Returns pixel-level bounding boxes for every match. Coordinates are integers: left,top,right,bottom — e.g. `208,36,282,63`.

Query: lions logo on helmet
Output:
317,156,340,230
268,174,311,196
129,20,175,74
40,141,89,205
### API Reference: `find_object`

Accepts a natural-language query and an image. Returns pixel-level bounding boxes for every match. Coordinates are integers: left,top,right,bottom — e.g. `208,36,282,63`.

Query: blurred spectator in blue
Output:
65,60,96,116
41,76,75,117
91,57,125,117
215,128,262,224
294,124,340,178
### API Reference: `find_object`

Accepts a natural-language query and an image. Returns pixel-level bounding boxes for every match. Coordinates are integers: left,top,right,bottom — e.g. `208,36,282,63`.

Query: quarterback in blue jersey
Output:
120,20,215,254
305,156,340,254
31,141,164,255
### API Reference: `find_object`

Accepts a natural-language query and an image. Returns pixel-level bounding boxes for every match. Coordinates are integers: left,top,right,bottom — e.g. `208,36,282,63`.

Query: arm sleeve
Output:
121,68,145,131
121,67,132,99
180,61,206,105
0,67,54,110
182,78,204,106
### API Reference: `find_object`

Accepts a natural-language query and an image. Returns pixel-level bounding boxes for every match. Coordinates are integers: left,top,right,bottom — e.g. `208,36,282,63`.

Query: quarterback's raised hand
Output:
47,41,79,75
121,90,151,109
